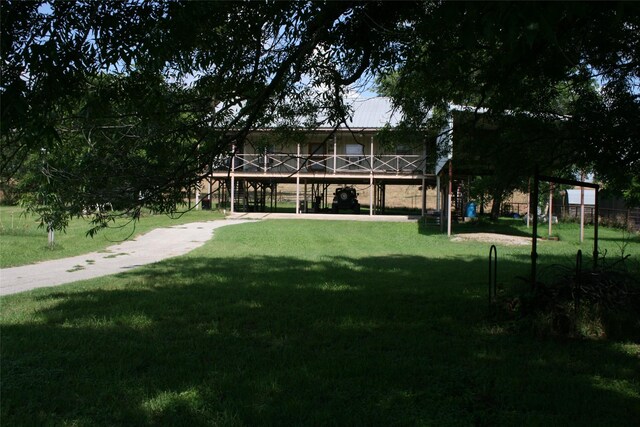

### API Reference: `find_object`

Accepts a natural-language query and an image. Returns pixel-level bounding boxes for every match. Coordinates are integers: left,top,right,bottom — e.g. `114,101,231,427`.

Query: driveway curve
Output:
0,219,254,296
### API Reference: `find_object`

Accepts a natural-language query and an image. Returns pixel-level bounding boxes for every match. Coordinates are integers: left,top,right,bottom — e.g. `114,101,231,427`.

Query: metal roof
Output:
223,96,403,130
336,96,402,130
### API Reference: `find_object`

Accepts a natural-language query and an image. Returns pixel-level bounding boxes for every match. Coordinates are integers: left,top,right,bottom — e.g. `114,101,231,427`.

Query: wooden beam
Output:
538,175,599,189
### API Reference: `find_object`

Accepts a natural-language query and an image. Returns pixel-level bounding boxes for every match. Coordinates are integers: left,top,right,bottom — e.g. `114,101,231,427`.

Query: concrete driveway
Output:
0,219,253,296
1,213,419,296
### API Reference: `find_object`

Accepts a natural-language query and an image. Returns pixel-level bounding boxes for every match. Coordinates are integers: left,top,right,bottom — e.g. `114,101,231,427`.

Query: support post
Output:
263,147,268,173
593,187,599,268
370,136,374,216
526,178,530,228
333,135,337,175
436,175,441,210
369,175,374,216
230,148,236,214
370,136,374,173
421,177,426,216
580,172,585,243
230,177,235,214
548,183,554,237
296,143,300,214
303,179,307,213
447,161,453,236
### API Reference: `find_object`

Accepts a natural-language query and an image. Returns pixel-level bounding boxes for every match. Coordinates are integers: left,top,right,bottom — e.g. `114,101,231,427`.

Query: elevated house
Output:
201,97,444,216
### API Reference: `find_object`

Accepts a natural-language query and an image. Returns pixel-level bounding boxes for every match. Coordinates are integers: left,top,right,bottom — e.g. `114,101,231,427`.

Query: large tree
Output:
378,1,640,212
1,1,411,233
2,1,638,232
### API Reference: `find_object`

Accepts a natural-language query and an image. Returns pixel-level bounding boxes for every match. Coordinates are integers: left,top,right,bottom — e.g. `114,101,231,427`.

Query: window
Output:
345,144,364,156
346,144,364,169
396,144,411,155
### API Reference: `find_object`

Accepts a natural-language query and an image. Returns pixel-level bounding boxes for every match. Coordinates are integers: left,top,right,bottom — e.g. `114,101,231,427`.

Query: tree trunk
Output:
490,191,503,220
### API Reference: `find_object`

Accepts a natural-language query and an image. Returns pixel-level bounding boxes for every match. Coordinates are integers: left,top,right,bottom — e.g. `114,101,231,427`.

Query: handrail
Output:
215,153,425,174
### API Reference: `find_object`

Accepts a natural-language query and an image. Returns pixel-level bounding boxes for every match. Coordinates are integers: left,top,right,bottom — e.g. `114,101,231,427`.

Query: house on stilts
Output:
196,97,514,234
199,97,454,218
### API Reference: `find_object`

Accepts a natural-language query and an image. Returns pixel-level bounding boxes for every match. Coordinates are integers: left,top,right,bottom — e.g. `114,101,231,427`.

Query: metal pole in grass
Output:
489,245,497,304
530,168,539,290
575,249,582,318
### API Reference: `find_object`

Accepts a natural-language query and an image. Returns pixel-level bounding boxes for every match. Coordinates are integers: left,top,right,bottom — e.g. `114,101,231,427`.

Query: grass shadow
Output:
2,253,639,425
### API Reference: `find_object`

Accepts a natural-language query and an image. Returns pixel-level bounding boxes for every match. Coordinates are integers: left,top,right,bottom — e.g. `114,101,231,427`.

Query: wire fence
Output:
502,202,640,231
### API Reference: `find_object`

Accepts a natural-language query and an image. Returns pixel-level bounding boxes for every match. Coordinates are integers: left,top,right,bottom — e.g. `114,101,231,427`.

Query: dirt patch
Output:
451,232,532,246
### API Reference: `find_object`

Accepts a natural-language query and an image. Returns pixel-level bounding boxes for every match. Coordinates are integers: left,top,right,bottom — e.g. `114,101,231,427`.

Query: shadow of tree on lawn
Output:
2,254,638,426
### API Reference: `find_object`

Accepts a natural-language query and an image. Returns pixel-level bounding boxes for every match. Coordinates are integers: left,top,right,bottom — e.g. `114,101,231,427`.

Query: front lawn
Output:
1,220,639,425
0,206,222,268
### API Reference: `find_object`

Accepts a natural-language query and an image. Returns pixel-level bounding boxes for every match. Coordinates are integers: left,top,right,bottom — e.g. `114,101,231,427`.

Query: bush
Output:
494,253,640,341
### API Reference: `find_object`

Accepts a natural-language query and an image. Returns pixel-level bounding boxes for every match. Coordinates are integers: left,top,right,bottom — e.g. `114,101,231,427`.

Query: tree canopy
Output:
2,1,639,232
377,1,639,210
2,1,413,232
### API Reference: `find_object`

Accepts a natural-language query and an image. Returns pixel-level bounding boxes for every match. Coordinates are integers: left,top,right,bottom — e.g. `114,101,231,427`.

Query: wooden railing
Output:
213,153,425,175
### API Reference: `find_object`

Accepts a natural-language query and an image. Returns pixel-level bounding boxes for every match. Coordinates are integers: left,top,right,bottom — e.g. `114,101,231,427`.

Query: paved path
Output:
1,213,417,296
0,219,253,296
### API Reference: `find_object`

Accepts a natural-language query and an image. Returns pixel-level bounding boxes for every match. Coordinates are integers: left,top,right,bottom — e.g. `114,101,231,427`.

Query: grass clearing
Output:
1,219,639,425
0,206,222,268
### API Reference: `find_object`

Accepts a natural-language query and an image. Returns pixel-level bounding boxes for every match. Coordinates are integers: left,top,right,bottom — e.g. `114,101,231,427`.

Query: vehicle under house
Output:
198,97,454,217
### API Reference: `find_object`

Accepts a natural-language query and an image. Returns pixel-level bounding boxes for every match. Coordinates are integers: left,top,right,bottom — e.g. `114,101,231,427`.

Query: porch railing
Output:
214,153,425,175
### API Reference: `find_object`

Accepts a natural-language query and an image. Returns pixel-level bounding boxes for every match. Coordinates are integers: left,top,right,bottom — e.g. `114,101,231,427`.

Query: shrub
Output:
494,251,640,341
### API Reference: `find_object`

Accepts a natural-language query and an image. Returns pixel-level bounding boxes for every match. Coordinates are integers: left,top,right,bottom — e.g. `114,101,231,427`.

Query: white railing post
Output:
296,143,300,214
263,148,268,174
370,136,374,173
230,146,236,214
333,135,337,174
370,136,374,216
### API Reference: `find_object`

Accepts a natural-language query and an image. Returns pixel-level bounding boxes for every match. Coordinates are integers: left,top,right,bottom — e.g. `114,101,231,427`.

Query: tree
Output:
1,1,416,233
377,1,640,210
2,1,639,233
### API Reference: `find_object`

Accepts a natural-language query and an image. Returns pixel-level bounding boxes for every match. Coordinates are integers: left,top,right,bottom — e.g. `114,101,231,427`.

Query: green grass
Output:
1,220,639,425
0,206,222,268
